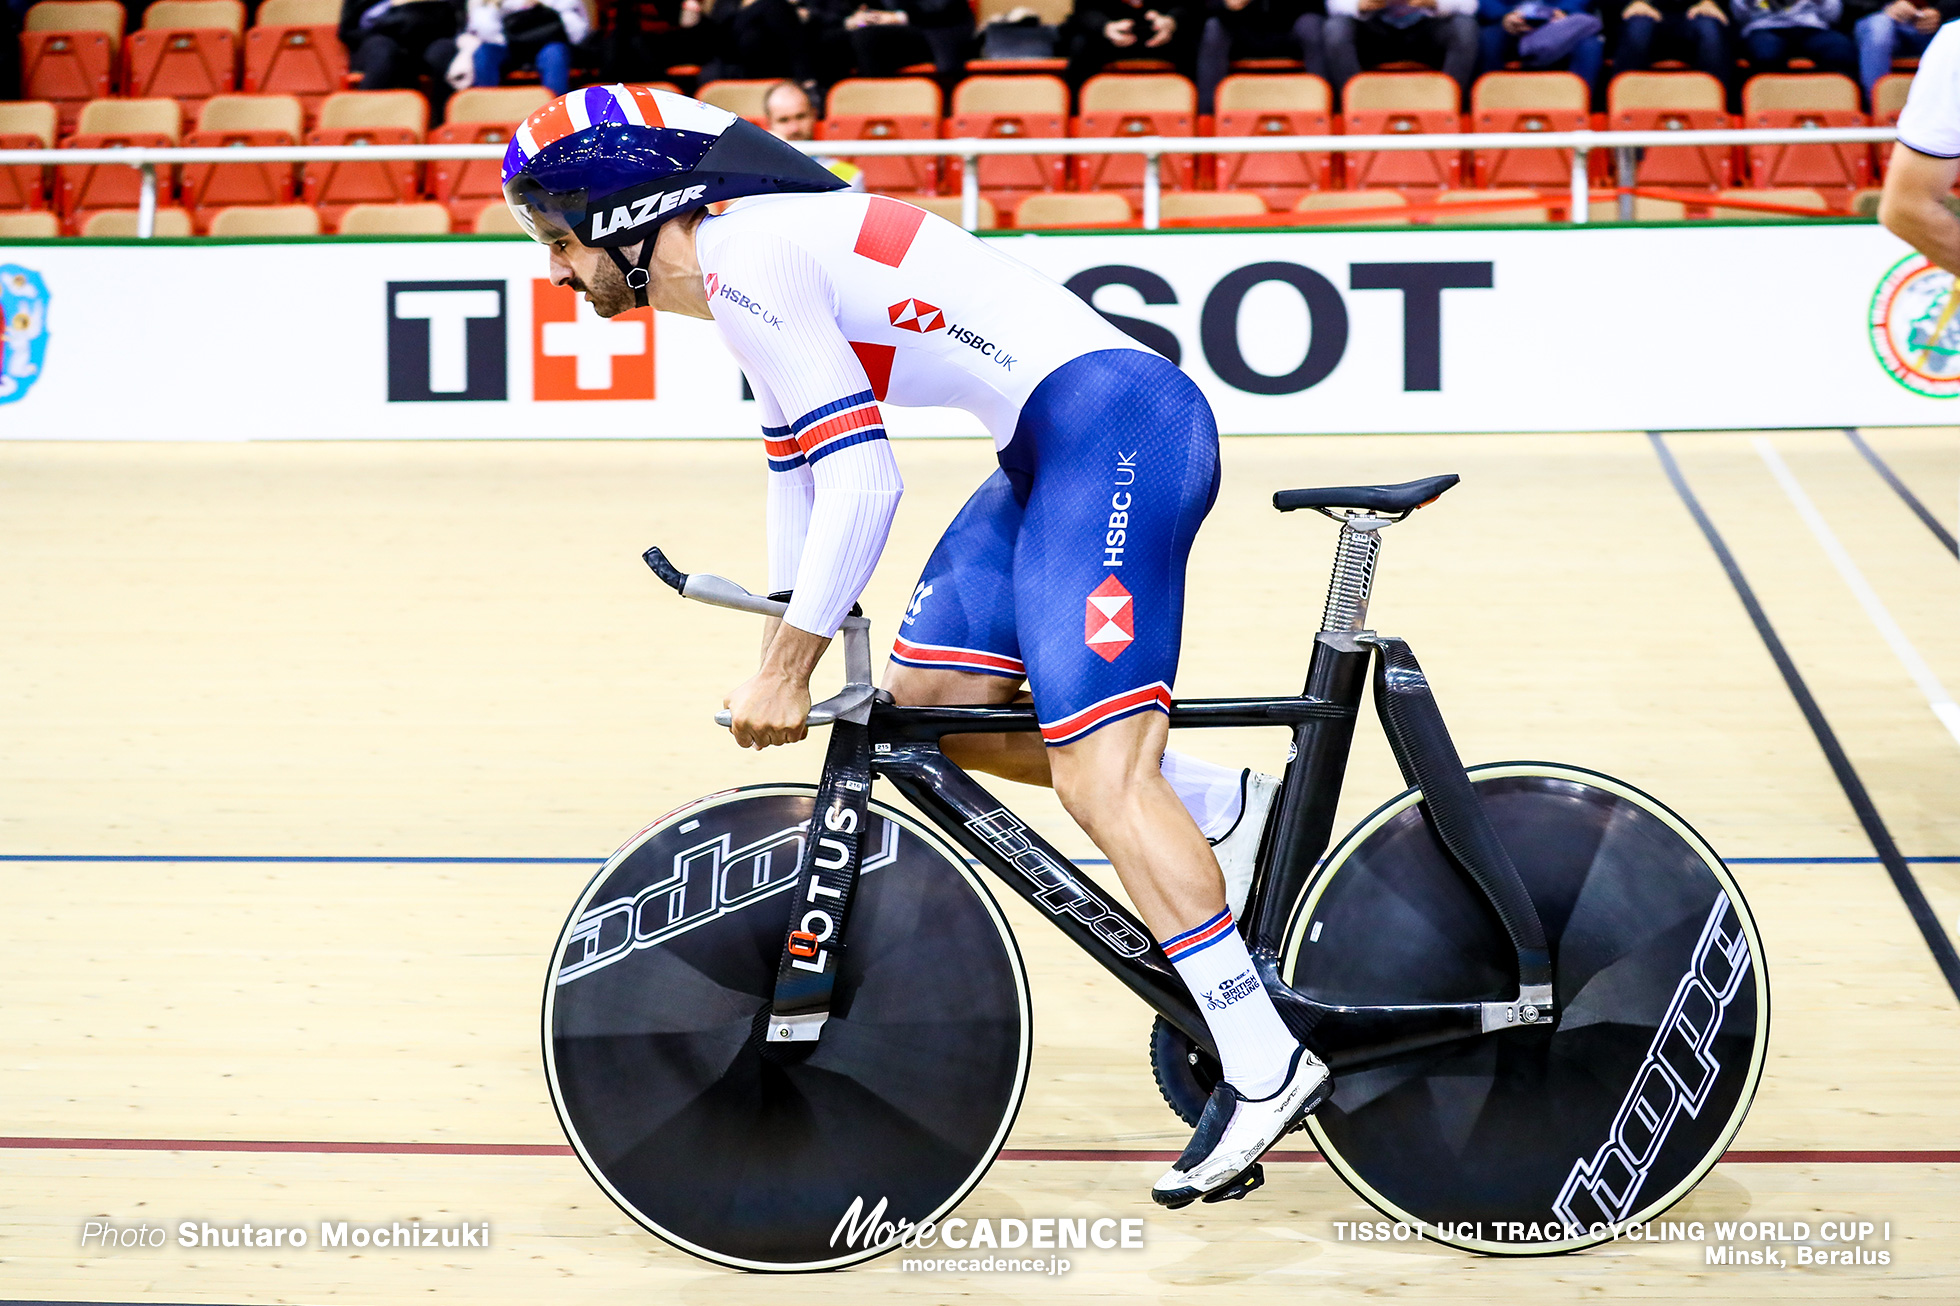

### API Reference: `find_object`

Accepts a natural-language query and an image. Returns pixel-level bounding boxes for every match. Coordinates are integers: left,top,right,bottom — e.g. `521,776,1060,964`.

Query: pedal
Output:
1201,1162,1264,1204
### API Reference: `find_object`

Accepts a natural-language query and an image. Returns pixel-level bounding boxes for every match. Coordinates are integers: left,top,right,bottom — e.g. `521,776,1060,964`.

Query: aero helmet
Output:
502,84,847,304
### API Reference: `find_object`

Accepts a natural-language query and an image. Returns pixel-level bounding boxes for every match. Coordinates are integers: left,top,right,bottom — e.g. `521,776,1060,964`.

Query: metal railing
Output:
0,124,1897,237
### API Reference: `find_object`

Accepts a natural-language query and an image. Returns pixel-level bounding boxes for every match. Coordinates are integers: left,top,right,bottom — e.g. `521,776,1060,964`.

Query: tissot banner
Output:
0,222,1948,438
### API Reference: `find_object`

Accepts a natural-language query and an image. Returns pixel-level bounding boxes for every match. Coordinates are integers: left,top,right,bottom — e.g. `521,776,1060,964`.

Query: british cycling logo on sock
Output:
1869,254,1960,398
889,298,945,333
1084,576,1134,662
0,265,49,407
1202,971,1260,1011
1218,970,1260,1003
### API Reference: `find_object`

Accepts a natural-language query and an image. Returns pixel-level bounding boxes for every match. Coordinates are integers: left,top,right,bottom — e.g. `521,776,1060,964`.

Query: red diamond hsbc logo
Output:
704,272,719,299
1084,575,1134,662
888,297,945,333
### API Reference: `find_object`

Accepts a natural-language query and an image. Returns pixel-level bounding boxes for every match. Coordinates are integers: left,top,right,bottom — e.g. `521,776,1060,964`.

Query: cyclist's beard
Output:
577,245,641,318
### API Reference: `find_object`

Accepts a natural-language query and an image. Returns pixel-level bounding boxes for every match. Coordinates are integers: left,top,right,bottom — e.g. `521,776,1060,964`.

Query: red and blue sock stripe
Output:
1162,908,1235,963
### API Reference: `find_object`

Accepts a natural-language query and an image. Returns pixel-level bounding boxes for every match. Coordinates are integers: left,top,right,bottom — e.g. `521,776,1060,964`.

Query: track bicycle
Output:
542,474,1770,1271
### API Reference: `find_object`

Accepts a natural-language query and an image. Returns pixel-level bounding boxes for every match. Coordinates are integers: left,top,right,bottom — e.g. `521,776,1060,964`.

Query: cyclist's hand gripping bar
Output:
643,546,877,728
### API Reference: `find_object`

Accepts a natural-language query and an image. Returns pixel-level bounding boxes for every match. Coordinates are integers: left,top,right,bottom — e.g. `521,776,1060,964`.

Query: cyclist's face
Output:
548,234,637,318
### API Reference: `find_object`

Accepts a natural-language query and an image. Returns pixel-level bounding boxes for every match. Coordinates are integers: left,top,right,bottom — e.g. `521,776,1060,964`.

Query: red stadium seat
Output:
1342,72,1461,190
695,79,773,125
1471,70,1588,188
820,77,943,196
1608,72,1732,189
0,102,57,211
429,121,520,231
18,1,124,134
58,98,182,232
301,91,427,227
181,94,302,231
1873,71,1912,126
1743,74,1869,200
1073,73,1197,197
123,0,245,117
1212,74,1331,206
243,0,352,128
945,75,1069,209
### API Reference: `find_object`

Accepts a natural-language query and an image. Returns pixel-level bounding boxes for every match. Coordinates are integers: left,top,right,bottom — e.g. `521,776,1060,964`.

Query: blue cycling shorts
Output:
889,348,1220,746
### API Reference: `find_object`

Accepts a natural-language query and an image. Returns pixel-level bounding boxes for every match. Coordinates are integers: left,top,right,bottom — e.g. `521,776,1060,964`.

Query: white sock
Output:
1160,908,1296,1098
1160,753,1246,841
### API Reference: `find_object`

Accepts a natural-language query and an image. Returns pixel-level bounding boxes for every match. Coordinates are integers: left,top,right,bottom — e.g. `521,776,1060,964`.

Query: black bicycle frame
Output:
867,632,1531,1073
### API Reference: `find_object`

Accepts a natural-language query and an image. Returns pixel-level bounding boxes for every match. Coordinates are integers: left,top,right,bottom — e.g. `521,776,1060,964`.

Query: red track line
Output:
3,1138,1957,1163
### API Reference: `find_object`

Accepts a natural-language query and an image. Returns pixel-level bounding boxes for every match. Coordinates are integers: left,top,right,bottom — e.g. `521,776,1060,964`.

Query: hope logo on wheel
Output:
1084,575,1134,661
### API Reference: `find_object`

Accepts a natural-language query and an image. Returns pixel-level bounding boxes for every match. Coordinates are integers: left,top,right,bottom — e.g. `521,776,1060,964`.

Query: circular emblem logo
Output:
1869,254,1960,398
0,264,51,407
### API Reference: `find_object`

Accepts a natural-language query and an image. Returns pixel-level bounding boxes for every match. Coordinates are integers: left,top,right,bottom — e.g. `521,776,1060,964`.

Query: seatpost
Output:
1245,518,1387,955
1320,515,1389,636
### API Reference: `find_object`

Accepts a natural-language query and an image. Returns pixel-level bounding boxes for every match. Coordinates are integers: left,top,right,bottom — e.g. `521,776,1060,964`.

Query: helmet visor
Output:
503,173,586,245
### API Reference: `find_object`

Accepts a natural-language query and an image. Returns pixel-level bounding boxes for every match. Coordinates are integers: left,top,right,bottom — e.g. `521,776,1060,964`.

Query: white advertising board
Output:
0,221,1952,439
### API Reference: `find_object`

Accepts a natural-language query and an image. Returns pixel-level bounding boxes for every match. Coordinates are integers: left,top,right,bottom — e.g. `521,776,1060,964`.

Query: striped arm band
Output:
762,423,803,472
791,389,887,464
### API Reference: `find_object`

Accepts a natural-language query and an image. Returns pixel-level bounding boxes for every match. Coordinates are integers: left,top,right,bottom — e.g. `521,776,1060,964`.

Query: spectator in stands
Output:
1324,0,1479,99
1063,0,1203,87
762,79,869,188
1196,0,1326,114
1476,0,1604,94
1613,0,1730,83
1848,0,1957,105
455,0,590,94
339,0,465,91
681,0,814,81
2,0,20,101
1730,0,1856,75
808,0,975,92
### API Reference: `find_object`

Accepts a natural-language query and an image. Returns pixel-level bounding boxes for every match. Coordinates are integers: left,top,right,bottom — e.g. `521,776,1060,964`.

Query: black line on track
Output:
1844,428,1959,558
1651,433,1960,1004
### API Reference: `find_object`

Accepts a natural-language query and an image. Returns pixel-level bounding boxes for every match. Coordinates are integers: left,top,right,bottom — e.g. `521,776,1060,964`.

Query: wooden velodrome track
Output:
0,427,1955,1303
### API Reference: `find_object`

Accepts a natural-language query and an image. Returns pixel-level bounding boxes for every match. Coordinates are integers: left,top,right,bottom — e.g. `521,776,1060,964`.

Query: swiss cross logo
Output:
532,280,654,401
1084,575,1134,662
888,297,945,333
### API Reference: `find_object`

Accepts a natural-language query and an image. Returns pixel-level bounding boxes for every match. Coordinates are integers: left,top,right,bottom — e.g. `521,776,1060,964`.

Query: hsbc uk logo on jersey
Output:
708,273,782,329
887,298,1016,371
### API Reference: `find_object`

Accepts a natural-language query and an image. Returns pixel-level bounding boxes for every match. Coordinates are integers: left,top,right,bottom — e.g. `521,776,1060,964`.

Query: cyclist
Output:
502,84,1330,1207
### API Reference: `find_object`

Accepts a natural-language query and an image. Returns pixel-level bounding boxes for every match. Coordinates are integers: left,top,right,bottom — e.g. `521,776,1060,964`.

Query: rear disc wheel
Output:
1283,762,1769,1255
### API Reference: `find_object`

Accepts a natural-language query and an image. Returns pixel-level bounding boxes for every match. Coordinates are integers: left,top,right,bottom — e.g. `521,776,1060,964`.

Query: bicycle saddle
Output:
1272,474,1460,518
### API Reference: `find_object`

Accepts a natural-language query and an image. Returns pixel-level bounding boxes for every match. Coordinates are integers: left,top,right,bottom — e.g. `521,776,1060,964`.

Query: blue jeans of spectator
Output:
1855,12,1934,101
473,39,571,93
1740,24,1856,77
1478,24,1605,96
1616,12,1728,81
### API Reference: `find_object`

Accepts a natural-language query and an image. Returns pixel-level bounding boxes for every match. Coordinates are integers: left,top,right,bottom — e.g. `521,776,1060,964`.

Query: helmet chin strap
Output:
603,237,658,309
